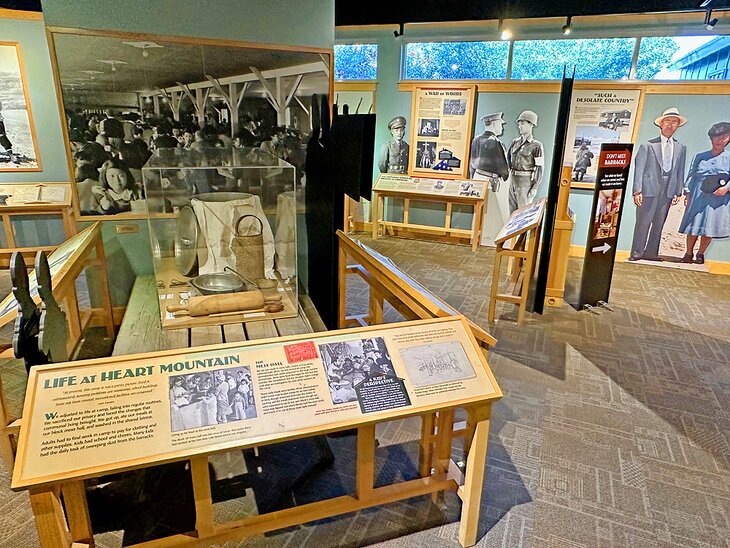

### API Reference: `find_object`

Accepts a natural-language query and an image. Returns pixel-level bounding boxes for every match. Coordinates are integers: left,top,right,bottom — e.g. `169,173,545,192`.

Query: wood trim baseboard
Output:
568,244,730,275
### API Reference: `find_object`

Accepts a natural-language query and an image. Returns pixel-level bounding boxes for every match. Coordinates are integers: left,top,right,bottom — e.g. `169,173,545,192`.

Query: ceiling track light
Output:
562,16,573,35
498,19,512,40
705,8,719,30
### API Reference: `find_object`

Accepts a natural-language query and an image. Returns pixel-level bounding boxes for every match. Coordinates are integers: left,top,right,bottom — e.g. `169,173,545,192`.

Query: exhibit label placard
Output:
578,143,634,308
374,174,486,200
494,198,546,244
408,86,476,180
13,316,501,489
565,89,641,186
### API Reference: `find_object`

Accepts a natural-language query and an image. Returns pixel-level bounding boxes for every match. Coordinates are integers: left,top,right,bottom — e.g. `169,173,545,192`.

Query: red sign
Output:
599,149,631,169
283,341,318,363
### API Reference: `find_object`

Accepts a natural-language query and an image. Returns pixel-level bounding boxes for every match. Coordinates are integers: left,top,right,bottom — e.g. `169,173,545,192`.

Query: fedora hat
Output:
654,107,687,127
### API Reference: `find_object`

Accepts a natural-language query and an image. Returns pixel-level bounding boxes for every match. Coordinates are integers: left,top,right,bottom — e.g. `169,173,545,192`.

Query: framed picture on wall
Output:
47,27,332,219
408,85,476,180
0,42,41,172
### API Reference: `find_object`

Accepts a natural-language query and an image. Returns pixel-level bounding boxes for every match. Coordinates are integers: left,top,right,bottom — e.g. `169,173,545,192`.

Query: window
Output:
334,44,378,80
636,36,728,80
510,38,635,80
403,41,510,80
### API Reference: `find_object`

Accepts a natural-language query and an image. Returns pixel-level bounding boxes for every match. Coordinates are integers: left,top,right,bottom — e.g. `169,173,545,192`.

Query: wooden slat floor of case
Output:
222,323,247,344
160,328,190,351
274,313,311,336
189,325,225,347
244,319,278,340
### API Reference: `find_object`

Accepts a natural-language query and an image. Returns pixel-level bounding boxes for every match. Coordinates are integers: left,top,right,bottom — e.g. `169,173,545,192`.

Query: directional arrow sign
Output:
592,242,611,254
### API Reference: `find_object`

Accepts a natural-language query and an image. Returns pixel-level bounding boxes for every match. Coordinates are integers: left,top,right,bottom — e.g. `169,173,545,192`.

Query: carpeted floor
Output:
0,234,728,547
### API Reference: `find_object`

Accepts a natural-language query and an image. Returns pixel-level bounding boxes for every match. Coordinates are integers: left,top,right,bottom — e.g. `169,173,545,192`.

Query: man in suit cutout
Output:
630,107,687,261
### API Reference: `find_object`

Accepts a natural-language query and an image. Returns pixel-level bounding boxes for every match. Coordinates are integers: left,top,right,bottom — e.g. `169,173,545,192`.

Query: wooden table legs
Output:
26,405,493,548
458,405,491,547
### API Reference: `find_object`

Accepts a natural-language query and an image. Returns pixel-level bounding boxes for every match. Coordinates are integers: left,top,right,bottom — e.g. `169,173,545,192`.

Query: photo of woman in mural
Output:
679,121,730,264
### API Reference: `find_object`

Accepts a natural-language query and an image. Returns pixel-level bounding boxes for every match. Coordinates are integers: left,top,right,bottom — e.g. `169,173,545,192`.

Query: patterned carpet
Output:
0,234,728,547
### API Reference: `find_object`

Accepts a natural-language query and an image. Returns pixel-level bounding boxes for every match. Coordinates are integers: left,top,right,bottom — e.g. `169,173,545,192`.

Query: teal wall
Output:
0,16,69,184
338,26,730,263
41,0,334,49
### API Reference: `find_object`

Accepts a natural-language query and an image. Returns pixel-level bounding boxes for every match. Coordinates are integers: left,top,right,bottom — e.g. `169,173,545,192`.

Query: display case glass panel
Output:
142,146,300,329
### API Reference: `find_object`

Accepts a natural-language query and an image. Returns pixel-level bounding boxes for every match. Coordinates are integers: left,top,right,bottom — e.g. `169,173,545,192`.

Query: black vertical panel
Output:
577,143,633,308
532,75,574,314
305,96,377,329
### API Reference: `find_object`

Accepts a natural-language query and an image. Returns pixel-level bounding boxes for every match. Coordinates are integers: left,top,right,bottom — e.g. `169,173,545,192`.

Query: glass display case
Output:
142,147,300,330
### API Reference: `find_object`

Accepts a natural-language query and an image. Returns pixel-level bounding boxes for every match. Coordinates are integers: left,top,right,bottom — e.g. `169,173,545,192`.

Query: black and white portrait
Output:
418,118,440,137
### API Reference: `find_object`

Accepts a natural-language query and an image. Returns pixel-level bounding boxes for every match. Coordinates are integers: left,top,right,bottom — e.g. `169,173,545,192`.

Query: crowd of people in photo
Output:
320,338,395,404
169,368,256,432
66,108,307,214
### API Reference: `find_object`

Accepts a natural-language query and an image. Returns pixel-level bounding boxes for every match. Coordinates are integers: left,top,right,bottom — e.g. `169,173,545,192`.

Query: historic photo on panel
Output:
168,366,257,432
319,337,395,405
399,341,475,387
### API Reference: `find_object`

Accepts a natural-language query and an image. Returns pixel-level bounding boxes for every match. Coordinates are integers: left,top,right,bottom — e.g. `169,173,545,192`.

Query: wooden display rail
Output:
371,188,485,252
0,183,75,268
0,223,114,468
488,199,546,325
13,316,502,548
337,229,496,349
155,257,298,330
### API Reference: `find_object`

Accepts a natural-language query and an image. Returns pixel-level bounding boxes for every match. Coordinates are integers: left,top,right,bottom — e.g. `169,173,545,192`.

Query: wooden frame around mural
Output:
0,41,42,173
45,26,334,222
408,84,476,180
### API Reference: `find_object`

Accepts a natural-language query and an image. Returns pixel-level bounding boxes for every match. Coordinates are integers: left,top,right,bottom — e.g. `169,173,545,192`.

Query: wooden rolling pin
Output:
166,291,281,316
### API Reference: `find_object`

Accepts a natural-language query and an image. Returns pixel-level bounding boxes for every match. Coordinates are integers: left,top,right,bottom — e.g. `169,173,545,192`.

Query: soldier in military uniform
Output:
507,110,544,213
469,112,509,192
378,116,410,174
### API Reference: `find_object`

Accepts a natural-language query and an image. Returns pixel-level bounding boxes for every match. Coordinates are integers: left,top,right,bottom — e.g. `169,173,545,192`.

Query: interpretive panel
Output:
13,316,500,489
374,173,486,200
408,86,476,180
494,198,546,244
565,89,641,185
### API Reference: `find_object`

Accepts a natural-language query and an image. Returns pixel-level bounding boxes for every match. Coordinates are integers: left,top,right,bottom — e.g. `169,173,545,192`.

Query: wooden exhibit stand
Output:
0,223,114,468
371,174,487,252
337,229,497,349
13,316,501,548
545,165,576,307
0,183,75,268
488,199,546,325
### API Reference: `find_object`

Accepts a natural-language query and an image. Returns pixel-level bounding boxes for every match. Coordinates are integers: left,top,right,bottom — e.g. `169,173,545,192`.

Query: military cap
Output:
517,110,538,127
708,121,730,138
388,116,407,130
481,112,504,123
